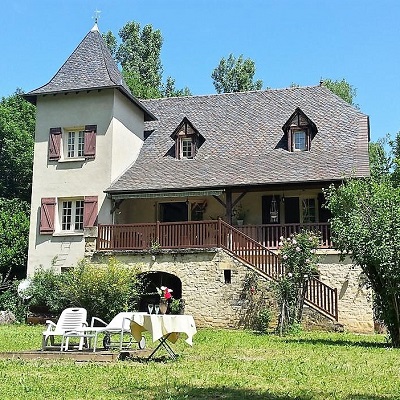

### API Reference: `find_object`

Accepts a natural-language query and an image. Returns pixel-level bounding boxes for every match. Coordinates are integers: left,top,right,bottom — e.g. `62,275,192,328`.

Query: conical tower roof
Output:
25,23,156,121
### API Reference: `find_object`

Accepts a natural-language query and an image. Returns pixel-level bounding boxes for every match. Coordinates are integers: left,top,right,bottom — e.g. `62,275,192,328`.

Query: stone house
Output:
24,23,373,332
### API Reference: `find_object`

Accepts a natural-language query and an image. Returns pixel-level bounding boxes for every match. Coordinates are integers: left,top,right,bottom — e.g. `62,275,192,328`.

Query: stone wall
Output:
91,249,275,329
317,253,374,333
89,248,374,333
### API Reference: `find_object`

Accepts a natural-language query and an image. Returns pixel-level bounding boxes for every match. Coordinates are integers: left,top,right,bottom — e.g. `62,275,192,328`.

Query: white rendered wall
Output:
27,89,145,274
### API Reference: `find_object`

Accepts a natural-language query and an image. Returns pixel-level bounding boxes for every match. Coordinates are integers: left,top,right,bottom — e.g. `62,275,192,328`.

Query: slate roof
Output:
24,24,155,121
107,85,370,194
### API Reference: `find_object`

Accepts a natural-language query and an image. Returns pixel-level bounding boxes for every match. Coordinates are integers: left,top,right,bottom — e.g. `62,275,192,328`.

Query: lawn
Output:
0,325,399,399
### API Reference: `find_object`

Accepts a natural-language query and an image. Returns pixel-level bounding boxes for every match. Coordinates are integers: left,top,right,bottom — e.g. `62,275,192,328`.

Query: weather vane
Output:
93,9,101,24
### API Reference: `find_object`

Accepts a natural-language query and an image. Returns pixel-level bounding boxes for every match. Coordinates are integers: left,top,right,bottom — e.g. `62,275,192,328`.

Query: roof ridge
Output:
141,85,323,102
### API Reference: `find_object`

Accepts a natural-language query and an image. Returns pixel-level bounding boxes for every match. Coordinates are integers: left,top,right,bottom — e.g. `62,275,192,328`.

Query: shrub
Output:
0,280,28,322
27,267,69,314
254,307,271,333
276,230,319,334
63,258,142,322
26,258,143,323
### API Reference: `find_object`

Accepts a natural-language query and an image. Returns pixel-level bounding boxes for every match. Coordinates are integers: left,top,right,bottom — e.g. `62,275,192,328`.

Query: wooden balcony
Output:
96,220,337,320
97,221,332,251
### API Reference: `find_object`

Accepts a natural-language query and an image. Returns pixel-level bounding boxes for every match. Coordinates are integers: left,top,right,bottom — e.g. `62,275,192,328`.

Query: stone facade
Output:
317,253,374,333
89,247,374,333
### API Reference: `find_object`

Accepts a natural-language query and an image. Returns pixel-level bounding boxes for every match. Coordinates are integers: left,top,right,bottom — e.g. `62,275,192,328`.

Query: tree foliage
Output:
322,78,357,106
0,90,35,201
0,198,30,281
103,22,191,99
211,54,263,94
324,173,400,347
0,91,35,283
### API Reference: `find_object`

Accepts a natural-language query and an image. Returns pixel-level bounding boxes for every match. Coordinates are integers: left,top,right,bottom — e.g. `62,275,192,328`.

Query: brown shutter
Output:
48,128,62,160
40,197,56,234
84,125,97,159
83,196,98,227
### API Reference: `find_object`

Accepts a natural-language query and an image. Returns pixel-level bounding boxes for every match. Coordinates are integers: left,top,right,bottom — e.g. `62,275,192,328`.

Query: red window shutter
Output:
83,196,98,227
48,128,62,160
40,197,56,234
84,125,97,159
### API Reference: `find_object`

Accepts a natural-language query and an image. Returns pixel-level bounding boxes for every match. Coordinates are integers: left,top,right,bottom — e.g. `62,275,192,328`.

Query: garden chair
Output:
42,307,88,350
90,312,146,352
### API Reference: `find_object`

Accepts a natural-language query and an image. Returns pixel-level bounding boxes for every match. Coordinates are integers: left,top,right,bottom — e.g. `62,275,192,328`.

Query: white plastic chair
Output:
42,307,88,350
90,312,146,352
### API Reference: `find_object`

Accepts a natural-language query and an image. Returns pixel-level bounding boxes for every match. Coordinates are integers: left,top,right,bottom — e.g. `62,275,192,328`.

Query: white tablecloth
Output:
130,314,197,345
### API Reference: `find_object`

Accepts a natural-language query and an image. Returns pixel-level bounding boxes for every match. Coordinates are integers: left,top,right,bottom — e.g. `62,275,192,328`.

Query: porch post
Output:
226,189,233,224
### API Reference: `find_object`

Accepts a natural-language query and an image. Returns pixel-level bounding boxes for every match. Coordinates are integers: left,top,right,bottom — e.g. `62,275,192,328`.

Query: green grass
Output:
0,325,399,399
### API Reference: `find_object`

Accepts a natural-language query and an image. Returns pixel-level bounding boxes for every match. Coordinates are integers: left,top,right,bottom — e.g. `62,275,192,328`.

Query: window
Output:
181,138,193,159
66,130,85,158
302,198,316,223
61,199,84,231
39,196,98,235
293,130,307,151
48,125,97,161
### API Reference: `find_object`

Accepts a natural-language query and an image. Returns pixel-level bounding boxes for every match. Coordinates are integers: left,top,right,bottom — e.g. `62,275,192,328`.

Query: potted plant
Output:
234,203,247,225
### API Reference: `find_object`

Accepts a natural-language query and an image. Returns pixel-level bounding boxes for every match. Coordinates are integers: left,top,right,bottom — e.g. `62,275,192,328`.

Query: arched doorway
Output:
138,271,182,312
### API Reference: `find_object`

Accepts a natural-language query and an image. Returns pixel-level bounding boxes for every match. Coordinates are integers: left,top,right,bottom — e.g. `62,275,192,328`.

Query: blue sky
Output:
1,0,399,142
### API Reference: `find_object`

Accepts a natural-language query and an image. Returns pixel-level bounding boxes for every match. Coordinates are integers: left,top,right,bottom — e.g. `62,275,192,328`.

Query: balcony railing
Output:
97,221,332,251
96,220,337,320
236,222,332,248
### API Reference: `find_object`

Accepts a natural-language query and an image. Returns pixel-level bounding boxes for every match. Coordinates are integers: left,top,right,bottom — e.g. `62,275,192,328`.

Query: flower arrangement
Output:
157,285,173,300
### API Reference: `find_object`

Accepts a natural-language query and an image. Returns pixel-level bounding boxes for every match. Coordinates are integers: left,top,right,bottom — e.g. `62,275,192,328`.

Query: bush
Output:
254,307,271,333
61,258,142,322
0,280,28,322
27,267,69,314
26,258,143,322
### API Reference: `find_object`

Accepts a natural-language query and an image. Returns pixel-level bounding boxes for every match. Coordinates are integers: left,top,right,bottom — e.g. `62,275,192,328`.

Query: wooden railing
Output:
97,220,338,320
237,222,332,248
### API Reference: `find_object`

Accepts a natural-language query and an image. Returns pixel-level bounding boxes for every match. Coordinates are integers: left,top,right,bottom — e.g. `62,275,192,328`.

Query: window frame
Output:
301,197,317,223
65,129,85,159
291,128,309,152
59,198,85,233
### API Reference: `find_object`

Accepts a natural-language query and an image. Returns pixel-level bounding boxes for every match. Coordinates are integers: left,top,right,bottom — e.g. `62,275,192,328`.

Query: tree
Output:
324,174,400,347
322,78,357,106
0,90,35,201
104,22,191,99
0,198,30,281
369,138,391,181
161,77,191,98
211,54,263,94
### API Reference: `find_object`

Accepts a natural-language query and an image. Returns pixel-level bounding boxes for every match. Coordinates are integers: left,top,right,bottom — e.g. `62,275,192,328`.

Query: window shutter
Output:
48,127,62,160
83,196,98,227
40,197,56,234
84,125,97,159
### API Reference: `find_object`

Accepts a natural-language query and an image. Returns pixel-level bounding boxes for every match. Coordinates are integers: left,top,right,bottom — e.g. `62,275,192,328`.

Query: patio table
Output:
130,313,197,360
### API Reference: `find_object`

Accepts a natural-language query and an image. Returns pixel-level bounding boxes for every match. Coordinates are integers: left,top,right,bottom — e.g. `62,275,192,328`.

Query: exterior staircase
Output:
218,220,338,321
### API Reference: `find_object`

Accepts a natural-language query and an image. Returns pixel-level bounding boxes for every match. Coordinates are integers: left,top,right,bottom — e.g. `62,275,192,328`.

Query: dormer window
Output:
282,108,317,152
171,117,205,160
